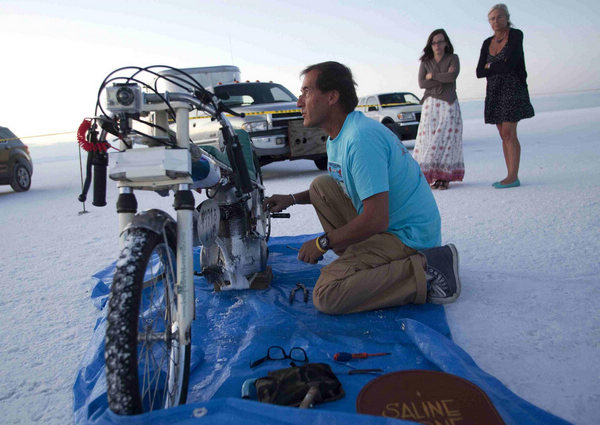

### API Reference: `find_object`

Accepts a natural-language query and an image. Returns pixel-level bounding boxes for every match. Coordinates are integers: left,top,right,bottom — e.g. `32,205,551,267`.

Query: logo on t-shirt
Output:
394,139,409,155
328,161,348,196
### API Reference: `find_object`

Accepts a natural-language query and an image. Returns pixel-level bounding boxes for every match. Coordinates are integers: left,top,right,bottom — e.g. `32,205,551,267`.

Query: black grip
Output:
92,152,108,207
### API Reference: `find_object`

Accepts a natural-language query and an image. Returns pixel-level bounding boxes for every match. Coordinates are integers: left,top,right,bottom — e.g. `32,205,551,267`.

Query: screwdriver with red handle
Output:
333,352,391,361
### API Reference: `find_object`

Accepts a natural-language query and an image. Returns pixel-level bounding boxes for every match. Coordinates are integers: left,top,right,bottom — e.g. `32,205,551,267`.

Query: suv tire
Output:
10,161,31,192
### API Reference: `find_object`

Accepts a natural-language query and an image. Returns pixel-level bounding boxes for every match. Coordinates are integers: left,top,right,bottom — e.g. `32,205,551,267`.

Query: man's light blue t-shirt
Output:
326,111,441,250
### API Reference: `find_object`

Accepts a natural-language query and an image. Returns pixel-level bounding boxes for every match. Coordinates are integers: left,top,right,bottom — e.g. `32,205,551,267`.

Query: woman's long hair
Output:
420,28,454,62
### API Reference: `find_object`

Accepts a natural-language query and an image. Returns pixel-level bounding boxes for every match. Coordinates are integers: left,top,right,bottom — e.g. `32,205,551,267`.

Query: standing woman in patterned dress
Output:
413,29,464,190
477,3,534,189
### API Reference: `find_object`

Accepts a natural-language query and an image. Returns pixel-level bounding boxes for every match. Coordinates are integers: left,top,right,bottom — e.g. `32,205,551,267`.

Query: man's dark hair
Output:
301,61,358,113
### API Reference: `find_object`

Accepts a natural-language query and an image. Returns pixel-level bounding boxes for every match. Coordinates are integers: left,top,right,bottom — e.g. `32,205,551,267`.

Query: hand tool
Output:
339,368,383,375
333,352,391,362
299,383,320,408
289,282,309,304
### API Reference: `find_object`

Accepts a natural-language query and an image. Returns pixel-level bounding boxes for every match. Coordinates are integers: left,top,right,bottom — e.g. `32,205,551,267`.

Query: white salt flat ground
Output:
0,94,598,424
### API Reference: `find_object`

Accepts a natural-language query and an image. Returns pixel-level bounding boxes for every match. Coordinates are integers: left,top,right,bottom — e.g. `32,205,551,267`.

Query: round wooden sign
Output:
356,370,505,424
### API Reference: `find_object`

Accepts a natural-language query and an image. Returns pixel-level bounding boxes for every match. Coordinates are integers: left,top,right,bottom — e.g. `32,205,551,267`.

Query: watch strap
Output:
316,236,327,253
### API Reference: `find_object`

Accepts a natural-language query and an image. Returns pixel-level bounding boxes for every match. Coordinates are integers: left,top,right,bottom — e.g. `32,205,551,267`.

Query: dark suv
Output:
0,126,33,192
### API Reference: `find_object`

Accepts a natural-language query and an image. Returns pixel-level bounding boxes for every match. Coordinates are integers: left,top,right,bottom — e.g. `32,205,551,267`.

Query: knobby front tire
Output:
105,226,191,415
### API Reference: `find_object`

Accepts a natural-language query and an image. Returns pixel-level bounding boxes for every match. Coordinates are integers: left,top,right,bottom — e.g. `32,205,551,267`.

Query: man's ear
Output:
328,90,340,106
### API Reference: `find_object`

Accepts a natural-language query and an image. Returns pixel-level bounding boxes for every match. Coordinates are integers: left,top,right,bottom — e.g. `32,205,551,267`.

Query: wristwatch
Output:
316,233,330,253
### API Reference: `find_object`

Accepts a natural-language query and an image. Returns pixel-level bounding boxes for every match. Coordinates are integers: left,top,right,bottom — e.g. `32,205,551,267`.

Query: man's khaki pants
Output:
310,175,427,315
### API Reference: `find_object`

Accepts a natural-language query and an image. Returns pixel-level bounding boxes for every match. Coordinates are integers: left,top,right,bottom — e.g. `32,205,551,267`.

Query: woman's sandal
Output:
438,181,449,190
430,180,441,189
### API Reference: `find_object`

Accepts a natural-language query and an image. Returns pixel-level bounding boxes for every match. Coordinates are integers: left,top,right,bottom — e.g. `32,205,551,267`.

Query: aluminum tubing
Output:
175,107,190,150
176,206,195,344
175,107,193,344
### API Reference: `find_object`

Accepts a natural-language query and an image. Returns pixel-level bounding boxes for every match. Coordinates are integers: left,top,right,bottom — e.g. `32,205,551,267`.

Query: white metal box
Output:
109,147,191,182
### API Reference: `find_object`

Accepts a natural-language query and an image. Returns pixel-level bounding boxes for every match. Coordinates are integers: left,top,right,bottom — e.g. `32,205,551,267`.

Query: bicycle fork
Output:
173,106,195,346
116,184,195,347
174,184,195,345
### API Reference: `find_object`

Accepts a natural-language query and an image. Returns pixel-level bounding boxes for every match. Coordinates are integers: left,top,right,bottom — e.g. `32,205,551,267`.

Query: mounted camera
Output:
106,83,143,114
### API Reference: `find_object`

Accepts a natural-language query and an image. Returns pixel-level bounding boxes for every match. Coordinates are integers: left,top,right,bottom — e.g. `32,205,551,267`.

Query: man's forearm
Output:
328,213,385,251
327,192,389,251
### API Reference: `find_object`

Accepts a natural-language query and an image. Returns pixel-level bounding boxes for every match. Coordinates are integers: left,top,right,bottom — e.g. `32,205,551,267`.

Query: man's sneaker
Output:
422,244,461,304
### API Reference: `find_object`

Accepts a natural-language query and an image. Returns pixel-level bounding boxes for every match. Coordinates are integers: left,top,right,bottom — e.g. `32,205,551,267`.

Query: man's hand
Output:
298,238,324,264
263,194,294,213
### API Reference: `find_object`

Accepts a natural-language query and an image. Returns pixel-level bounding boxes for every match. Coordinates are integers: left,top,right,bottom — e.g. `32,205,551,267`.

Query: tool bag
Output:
255,363,344,407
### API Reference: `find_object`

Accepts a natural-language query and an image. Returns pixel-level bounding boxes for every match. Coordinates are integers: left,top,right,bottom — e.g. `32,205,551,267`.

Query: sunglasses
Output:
249,346,309,368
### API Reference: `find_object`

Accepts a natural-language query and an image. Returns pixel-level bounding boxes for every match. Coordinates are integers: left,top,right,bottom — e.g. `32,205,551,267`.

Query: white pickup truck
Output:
159,66,328,170
190,81,328,170
357,92,422,141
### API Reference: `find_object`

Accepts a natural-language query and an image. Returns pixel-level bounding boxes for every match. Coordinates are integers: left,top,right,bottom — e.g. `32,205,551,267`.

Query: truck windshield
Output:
214,83,298,107
379,93,420,107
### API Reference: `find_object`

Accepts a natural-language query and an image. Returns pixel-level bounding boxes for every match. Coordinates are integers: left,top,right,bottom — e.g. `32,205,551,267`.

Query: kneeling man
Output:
265,61,460,314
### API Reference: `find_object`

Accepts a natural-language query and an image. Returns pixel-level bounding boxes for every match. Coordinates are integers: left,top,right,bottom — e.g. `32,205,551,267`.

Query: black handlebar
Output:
270,212,291,219
220,102,246,119
193,88,245,119
78,123,108,207
92,152,108,207
78,150,108,207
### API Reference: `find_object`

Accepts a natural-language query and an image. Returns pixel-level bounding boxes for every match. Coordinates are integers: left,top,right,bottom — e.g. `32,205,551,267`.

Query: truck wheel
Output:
314,157,328,171
385,123,404,141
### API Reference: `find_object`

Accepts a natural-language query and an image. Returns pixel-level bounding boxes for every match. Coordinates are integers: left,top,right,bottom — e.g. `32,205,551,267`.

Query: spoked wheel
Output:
105,226,191,415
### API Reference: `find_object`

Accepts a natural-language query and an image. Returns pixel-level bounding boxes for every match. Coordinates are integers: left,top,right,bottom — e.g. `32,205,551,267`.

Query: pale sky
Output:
2,0,599,145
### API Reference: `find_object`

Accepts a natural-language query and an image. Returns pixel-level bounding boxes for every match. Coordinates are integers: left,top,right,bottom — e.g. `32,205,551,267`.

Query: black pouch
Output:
255,363,344,407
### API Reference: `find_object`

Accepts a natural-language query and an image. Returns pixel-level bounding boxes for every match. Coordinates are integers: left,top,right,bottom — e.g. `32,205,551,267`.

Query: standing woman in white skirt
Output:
413,29,464,190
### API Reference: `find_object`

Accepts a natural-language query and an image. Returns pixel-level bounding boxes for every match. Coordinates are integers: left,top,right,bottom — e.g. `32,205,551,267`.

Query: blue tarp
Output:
73,234,570,425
